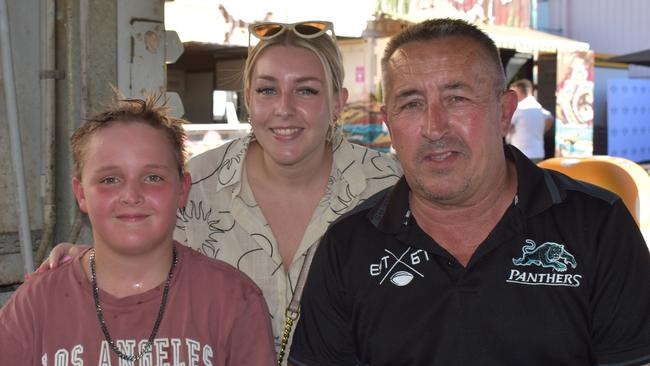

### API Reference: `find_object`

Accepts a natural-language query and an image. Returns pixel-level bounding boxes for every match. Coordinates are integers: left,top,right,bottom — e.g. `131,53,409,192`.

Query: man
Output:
288,18,650,366
508,78,553,163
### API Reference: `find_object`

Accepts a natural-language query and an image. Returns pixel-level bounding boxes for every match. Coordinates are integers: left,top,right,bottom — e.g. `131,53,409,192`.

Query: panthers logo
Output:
512,239,577,272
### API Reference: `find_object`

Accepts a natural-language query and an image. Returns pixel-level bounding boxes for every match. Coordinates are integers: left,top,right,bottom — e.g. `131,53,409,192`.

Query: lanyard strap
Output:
277,243,320,365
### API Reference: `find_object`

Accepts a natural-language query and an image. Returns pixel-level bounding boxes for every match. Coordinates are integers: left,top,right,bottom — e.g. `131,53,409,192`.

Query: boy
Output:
0,96,275,365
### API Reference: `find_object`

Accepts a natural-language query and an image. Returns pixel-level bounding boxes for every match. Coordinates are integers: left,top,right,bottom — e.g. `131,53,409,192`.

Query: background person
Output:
40,21,402,363
289,18,650,366
507,78,553,163
0,96,275,365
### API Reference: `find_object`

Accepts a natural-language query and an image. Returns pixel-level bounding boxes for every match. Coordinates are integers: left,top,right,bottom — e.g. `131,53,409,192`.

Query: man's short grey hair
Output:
381,18,506,95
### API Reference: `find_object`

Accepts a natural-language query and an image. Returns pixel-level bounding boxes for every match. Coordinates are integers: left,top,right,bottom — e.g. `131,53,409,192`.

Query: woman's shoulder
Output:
186,138,249,186
188,138,247,171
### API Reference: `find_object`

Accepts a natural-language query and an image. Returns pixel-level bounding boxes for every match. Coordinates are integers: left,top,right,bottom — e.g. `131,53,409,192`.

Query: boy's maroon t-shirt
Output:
0,242,275,365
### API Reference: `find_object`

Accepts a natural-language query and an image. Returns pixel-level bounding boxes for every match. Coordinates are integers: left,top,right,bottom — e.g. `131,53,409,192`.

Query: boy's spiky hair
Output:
70,92,188,179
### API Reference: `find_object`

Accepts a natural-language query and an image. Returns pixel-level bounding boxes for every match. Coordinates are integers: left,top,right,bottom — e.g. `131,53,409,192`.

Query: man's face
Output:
382,36,517,206
72,121,191,256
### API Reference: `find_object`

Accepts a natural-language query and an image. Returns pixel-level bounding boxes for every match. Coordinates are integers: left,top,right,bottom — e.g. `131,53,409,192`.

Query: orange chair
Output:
538,156,650,243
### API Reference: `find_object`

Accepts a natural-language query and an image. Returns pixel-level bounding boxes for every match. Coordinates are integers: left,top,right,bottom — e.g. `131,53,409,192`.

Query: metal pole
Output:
0,0,35,273
34,0,57,265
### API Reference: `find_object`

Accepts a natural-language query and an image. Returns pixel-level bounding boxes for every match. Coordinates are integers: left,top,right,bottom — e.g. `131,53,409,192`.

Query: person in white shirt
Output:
508,79,553,163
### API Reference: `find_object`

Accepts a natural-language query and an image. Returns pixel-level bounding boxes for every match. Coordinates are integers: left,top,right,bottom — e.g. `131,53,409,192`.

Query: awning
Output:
479,24,590,54
608,49,650,66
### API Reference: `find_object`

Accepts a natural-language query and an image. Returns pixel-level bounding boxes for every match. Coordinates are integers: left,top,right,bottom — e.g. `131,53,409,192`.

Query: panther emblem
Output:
512,239,577,272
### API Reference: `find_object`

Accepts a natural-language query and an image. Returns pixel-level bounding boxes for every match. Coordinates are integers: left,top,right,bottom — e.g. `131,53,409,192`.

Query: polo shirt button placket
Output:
447,257,474,285
444,257,465,283
446,259,455,267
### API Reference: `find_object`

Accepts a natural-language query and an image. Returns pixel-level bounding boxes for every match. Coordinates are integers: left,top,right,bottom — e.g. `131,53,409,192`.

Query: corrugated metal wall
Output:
543,0,650,54
0,0,44,284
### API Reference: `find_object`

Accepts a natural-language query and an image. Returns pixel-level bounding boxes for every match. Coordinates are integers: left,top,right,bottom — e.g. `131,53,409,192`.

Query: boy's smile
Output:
72,121,191,257
115,212,150,222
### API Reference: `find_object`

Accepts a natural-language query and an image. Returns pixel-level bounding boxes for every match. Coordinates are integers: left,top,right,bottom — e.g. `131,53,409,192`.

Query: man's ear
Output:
500,89,518,136
178,172,192,209
72,177,88,213
381,105,393,135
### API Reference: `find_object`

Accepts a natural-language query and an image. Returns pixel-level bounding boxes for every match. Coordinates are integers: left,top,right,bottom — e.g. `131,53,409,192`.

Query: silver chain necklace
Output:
90,246,177,362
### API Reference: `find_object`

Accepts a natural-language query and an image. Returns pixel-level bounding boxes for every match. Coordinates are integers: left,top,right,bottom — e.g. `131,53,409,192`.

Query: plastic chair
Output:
538,156,650,243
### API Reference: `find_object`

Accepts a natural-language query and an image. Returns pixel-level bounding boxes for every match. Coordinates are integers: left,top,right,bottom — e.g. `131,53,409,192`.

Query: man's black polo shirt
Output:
289,146,650,366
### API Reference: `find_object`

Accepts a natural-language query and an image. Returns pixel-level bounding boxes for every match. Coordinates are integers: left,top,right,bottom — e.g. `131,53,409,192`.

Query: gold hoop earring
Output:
326,119,339,144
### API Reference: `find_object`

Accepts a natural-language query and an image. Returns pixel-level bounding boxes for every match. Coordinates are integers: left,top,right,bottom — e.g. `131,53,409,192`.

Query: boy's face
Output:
72,121,190,256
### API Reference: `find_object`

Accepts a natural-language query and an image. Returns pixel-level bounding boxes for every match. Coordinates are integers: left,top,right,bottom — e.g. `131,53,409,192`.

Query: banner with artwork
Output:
554,50,595,157
376,0,531,27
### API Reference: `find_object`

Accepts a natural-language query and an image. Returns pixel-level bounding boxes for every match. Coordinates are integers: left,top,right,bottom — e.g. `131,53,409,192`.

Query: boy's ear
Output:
178,172,192,209
71,177,89,213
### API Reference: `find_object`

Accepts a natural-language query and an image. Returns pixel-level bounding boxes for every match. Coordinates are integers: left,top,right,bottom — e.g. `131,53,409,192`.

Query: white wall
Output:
339,40,373,103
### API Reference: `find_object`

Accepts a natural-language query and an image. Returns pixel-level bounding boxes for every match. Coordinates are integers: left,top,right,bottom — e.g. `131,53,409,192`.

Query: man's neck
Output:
410,161,518,266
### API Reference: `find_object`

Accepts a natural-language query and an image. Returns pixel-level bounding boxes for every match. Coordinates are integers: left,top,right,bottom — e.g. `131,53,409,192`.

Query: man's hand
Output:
26,243,90,280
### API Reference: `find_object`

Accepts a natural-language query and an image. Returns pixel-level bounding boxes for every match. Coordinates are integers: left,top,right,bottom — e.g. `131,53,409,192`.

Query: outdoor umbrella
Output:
608,49,650,67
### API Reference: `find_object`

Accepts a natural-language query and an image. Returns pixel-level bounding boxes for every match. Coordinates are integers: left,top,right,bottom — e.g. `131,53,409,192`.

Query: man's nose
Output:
422,103,449,140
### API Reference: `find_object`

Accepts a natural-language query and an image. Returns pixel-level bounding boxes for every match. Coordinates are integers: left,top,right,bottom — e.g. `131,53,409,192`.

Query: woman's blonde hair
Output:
243,29,345,121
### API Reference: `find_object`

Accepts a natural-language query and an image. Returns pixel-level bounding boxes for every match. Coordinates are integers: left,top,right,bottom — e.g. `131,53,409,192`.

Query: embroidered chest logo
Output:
369,247,430,287
507,239,582,287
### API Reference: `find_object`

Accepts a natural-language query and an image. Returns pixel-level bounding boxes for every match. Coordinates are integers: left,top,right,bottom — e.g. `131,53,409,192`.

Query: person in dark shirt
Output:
289,18,650,366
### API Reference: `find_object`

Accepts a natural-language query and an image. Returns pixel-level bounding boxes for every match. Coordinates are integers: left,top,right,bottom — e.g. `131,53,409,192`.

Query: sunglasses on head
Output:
249,21,335,41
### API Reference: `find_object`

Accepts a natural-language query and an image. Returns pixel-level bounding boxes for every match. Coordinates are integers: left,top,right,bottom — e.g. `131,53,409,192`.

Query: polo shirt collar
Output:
506,144,566,217
368,176,411,234
368,145,568,234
